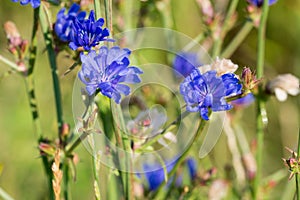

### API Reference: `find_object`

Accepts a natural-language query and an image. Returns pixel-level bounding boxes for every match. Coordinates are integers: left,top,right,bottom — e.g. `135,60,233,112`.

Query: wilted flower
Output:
199,58,238,76
173,52,201,78
54,4,86,42
70,11,112,51
11,0,40,8
180,69,242,120
79,46,143,103
266,74,299,102
247,0,278,7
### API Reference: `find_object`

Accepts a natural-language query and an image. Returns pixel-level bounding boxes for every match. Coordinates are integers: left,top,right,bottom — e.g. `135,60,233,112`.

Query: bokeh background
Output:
0,0,299,199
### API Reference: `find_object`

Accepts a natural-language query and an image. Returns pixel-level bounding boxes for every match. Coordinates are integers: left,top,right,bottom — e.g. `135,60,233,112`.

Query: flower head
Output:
173,52,201,78
70,11,112,51
266,74,300,102
180,69,242,120
79,46,143,103
54,4,86,42
11,0,40,8
247,0,278,7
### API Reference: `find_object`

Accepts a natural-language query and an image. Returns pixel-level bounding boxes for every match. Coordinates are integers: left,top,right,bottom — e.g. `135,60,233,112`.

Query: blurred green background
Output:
0,0,299,199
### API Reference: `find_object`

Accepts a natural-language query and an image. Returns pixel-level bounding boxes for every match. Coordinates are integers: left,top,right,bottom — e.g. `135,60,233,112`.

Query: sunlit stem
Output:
253,0,269,199
94,0,102,20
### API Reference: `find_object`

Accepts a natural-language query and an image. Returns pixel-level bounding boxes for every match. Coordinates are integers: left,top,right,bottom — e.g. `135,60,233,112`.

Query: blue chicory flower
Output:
173,52,201,78
221,73,242,97
54,4,86,42
11,0,40,8
248,0,278,7
180,69,242,120
143,162,175,191
78,46,143,103
69,10,112,51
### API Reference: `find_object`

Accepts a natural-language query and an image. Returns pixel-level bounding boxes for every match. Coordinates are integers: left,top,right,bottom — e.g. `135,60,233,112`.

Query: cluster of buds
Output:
3,21,28,72
282,147,300,180
241,67,261,94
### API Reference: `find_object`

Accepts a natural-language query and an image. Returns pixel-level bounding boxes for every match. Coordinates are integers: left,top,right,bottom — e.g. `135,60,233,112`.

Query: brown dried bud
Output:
39,142,56,156
241,67,261,93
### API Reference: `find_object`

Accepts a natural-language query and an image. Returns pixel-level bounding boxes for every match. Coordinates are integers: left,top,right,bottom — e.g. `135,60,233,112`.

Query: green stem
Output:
212,0,239,58
221,21,254,58
111,101,133,200
104,0,113,35
24,7,42,137
254,1,269,199
94,0,102,20
41,154,55,200
66,131,89,155
104,1,133,198
153,118,206,199
63,160,70,200
39,3,64,134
